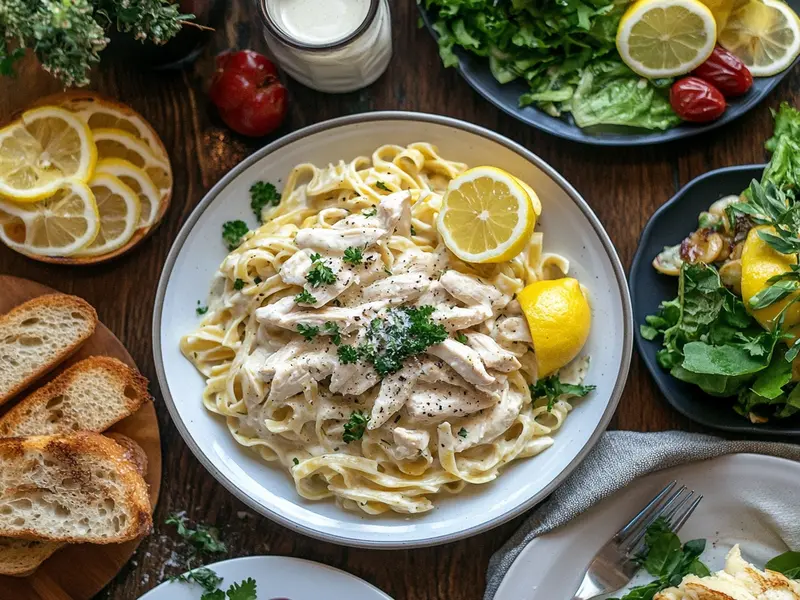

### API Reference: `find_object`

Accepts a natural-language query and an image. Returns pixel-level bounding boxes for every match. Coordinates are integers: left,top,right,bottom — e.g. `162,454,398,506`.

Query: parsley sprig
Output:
249,181,281,222
222,220,249,251
294,289,317,305
342,410,368,443
165,513,227,555
297,324,319,340
343,246,364,265
530,376,596,411
306,253,336,287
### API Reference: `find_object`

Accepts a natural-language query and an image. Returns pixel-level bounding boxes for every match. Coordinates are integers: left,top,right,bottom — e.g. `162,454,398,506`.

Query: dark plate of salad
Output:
630,103,800,435
418,0,800,146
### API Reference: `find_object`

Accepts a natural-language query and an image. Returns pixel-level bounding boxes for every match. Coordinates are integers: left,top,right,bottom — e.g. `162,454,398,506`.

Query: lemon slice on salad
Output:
0,107,96,202
437,166,536,264
74,172,141,257
0,180,99,257
719,0,800,77
617,0,718,78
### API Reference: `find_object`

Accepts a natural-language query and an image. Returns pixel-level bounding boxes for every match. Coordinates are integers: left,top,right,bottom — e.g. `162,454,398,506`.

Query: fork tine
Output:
661,490,694,524
670,494,702,534
614,481,676,542
619,485,686,550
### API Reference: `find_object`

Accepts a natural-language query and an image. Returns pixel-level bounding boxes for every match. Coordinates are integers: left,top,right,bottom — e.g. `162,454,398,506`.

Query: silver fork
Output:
570,481,703,600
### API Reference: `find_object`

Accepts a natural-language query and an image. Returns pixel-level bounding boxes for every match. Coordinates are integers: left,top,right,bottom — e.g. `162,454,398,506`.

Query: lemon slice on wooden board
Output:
92,128,172,204
0,181,99,257
719,0,800,77
437,166,536,264
73,173,141,258
94,158,161,228
616,0,718,78
0,107,96,202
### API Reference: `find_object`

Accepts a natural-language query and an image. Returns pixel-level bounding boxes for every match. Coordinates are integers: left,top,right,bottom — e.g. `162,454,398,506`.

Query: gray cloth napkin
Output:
484,430,800,600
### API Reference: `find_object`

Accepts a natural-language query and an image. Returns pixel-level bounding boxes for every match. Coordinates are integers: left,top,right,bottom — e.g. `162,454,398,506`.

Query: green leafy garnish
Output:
306,254,336,287
338,344,359,364
609,518,709,600
324,321,341,345
343,246,364,265
292,457,299,466
222,220,249,251
196,304,208,316
455,333,468,344
233,279,244,291
200,577,258,600
249,181,280,222
457,427,468,438
165,513,227,555
294,289,317,305
530,376,596,411
171,567,223,592
376,181,391,192
362,207,378,217
342,410,368,443
297,324,319,341
766,551,800,578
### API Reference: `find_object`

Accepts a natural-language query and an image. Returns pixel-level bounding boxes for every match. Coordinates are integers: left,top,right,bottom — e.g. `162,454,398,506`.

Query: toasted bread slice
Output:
0,294,97,406
0,433,151,544
0,356,150,437
0,433,150,577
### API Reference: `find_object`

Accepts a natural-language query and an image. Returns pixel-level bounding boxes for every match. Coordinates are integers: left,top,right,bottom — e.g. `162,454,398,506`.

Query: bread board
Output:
0,275,162,600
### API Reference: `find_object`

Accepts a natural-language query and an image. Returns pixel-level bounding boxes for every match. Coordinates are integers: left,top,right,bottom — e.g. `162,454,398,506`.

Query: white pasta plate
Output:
153,112,633,548
494,453,800,600
139,556,393,599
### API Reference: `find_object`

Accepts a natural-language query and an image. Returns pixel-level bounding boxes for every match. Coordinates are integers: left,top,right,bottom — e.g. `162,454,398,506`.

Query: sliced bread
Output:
0,294,97,406
0,356,150,437
0,432,152,544
0,434,149,577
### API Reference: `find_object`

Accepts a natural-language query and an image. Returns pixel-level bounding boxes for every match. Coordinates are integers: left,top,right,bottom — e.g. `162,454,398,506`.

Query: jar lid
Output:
260,0,380,51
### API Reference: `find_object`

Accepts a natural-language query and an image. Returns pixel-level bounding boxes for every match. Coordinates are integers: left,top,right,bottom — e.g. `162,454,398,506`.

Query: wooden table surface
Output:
1,1,798,599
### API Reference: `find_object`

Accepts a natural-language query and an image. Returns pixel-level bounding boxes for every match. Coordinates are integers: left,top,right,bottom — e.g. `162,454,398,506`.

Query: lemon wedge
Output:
0,180,99,257
699,0,735,28
437,166,536,264
94,158,161,228
719,0,800,77
517,278,592,378
92,128,172,204
0,107,96,202
617,0,718,78
61,96,169,163
73,173,141,258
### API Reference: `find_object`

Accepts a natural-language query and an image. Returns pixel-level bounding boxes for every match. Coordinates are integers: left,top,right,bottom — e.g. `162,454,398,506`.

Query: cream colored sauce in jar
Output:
259,0,392,93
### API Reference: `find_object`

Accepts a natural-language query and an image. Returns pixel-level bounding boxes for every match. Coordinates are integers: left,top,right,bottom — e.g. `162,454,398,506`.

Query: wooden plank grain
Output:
0,0,795,598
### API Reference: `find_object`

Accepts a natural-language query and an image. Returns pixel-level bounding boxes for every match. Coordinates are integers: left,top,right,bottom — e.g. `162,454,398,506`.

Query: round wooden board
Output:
0,275,162,600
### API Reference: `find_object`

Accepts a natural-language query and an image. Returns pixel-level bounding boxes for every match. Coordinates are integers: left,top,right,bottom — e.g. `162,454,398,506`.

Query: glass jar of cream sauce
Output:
258,0,392,94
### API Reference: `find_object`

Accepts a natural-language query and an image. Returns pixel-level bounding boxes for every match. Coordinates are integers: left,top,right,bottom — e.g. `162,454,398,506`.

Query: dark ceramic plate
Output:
418,2,799,146
630,164,800,436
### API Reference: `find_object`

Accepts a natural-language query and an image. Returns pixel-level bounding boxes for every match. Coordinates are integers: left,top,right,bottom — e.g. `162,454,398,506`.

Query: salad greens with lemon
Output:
423,0,680,130
643,103,800,422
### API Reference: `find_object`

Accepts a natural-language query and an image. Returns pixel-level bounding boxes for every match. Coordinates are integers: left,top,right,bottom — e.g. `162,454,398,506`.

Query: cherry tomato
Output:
670,77,727,123
209,50,288,137
692,46,753,98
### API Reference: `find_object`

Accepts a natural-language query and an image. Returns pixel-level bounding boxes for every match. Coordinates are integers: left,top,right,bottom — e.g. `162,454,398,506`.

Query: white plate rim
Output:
152,111,634,548
138,555,394,599
493,452,800,600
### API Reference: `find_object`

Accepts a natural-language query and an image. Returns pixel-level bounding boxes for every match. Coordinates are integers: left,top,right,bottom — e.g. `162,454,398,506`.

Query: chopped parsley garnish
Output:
249,181,280,222
376,181,391,192
297,324,319,341
233,278,244,291
306,254,336,287
294,289,317,304
383,267,393,276
324,321,342,345
362,207,378,217
165,513,227,554
170,566,223,592
222,220,249,250
254,276,262,285
457,427,468,438
455,333,468,344
530,376,596,412
343,246,364,265
292,457,299,466
196,303,208,316
338,344,359,364
342,410,368,443
360,306,447,376
410,224,417,236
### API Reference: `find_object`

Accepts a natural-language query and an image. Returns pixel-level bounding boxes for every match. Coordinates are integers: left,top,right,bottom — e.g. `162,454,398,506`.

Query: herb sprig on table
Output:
0,0,194,87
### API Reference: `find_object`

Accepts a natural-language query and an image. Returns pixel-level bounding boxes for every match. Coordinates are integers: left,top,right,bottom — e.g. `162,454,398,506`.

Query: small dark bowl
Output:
630,164,800,437
417,2,800,146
